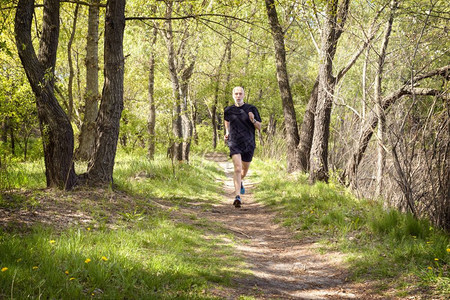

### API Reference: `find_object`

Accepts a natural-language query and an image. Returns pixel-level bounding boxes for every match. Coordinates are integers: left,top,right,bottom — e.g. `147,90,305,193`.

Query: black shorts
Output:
229,147,255,162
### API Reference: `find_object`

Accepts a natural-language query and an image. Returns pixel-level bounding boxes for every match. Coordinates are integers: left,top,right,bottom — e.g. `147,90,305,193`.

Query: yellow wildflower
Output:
85,258,91,264
69,277,76,281
447,248,450,253
32,266,38,270
87,227,91,231
49,240,56,244
65,270,69,275
1,267,7,272
101,256,108,261
434,258,439,261
427,266,433,270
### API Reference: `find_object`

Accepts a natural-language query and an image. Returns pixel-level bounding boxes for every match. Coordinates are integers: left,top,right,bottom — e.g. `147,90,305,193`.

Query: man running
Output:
224,86,262,208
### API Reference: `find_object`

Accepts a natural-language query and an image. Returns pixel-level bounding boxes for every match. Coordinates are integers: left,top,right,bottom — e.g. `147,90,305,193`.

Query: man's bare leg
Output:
231,154,243,197
241,161,251,180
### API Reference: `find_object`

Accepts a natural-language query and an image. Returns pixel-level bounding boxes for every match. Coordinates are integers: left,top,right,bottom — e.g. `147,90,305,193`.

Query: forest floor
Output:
174,152,387,299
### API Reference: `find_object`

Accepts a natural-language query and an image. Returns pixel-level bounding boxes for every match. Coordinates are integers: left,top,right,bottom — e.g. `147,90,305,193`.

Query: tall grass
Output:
251,157,449,297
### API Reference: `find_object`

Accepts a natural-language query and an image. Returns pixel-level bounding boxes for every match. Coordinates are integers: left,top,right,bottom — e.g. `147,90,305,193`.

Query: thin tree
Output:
212,37,232,149
163,0,198,162
67,3,80,122
374,0,398,197
164,0,183,162
264,0,301,172
147,22,158,160
76,0,101,161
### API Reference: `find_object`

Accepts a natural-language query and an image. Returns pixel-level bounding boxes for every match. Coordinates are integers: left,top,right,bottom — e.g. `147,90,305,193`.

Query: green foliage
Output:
190,124,228,154
251,158,450,297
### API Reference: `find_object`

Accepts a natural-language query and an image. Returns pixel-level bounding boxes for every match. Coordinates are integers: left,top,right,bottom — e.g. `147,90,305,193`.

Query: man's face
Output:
233,88,244,105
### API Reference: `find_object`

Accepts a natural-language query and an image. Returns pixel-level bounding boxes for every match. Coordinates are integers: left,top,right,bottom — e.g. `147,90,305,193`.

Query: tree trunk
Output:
298,0,351,175
9,120,15,155
375,0,398,197
85,0,125,185
15,0,77,189
264,0,301,172
147,24,158,160
212,40,230,149
309,0,340,183
76,0,100,161
1,119,7,144
191,99,198,144
67,4,79,122
298,79,318,171
181,62,195,162
164,1,183,162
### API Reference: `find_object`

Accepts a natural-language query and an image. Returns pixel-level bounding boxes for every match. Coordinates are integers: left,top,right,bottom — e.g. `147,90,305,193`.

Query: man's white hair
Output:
232,86,245,94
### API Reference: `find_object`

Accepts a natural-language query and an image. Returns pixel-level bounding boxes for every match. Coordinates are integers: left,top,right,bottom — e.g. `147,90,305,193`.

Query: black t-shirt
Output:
224,103,261,153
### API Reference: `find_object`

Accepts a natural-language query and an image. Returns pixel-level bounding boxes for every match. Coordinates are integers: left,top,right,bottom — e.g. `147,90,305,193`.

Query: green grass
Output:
0,220,241,299
0,151,242,299
0,159,46,190
114,152,226,204
251,157,450,297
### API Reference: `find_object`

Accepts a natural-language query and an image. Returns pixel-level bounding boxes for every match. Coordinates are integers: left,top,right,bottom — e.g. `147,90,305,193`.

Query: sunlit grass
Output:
0,219,241,299
0,151,242,299
251,157,449,297
0,159,46,190
114,152,226,203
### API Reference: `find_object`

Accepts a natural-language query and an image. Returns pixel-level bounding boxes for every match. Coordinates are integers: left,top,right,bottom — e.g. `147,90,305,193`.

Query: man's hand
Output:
224,133,229,141
248,112,255,123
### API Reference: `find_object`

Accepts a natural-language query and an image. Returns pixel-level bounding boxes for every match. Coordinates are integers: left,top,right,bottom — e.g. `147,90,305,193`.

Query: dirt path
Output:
200,153,368,299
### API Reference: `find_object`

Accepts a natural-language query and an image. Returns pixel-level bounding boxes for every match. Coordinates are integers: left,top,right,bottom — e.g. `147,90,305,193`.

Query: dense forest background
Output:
0,0,449,229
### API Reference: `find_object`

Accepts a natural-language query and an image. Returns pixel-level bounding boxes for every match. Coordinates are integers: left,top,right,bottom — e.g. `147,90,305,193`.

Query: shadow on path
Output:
201,152,367,300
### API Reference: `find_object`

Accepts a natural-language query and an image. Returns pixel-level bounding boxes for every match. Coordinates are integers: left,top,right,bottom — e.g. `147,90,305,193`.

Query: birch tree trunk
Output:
15,0,77,189
265,0,301,172
85,0,125,185
76,0,100,161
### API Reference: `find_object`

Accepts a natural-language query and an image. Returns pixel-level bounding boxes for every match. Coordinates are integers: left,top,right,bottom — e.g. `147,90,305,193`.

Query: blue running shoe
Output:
240,182,245,194
233,195,241,208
